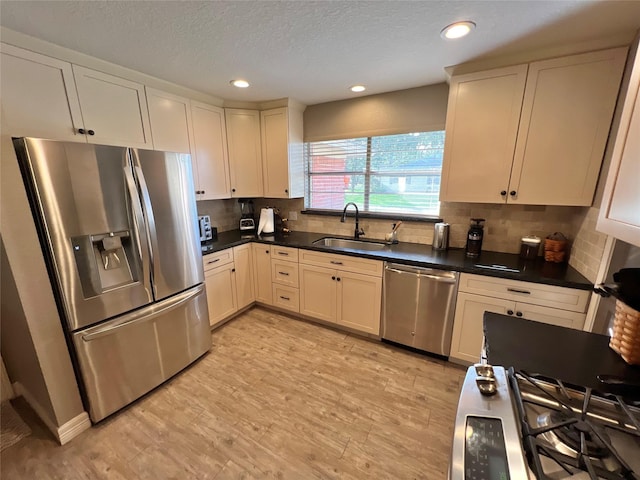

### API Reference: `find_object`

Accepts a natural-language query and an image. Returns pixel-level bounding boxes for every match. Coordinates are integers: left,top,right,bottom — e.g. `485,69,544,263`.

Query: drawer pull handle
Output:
280,295,290,301
277,252,289,256
278,271,290,276
507,288,530,294
207,259,220,264
330,261,344,265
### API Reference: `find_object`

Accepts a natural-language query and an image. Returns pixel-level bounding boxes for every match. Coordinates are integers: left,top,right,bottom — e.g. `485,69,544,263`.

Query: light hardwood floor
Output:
1,307,466,479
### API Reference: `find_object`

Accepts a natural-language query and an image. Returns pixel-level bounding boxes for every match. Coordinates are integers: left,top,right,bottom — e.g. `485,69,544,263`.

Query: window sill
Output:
300,209,443,223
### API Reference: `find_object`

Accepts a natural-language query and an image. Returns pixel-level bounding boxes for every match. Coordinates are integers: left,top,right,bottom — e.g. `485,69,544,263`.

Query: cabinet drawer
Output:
517,302,586,330
299,250,383,277
272,284,300,313
202,248,234,271
271,259,299,287
271,246,298,262
459,273,589,313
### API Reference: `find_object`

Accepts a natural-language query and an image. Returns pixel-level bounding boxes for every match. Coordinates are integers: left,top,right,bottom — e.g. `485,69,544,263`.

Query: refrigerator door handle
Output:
123,159,152,297
130,150,159,290
81,284,204,342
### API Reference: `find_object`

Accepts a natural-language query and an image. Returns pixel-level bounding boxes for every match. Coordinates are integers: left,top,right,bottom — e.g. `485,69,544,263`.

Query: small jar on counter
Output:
520,236,541,260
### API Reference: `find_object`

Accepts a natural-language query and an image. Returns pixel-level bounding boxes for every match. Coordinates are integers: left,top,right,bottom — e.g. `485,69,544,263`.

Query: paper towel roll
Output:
257,208,274,235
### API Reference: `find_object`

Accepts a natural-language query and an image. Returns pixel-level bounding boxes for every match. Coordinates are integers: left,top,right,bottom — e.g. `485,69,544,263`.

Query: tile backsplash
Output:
203,197,605,283
254,198,581,253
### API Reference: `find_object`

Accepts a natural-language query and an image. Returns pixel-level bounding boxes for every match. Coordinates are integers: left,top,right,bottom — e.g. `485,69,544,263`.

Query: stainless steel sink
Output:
313,237,388,251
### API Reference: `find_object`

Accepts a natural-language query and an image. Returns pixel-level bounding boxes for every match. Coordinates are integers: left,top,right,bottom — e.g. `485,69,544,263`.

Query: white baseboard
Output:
57,411,91,445
12,381,91,445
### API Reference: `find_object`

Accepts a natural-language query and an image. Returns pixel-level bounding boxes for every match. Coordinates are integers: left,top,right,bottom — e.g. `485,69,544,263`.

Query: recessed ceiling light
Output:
441,21,476,40
350,85,366,93
230,79,250,88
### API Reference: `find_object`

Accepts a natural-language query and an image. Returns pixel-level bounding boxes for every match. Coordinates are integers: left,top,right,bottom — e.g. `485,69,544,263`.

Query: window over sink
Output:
304,131,445,217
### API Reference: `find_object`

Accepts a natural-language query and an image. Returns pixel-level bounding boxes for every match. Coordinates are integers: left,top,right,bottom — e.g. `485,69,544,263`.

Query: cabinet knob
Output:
232,188,236,193
87,129,95,136
78,128,86,134
510,191,517,196
500,190,507,196
332,276,336,280
507,309,514,315
232,268,236,273
516,311,523,317
411,331,415,336
285,189,288,194
201,190,205,194
337,277,341,282
265,250,269,254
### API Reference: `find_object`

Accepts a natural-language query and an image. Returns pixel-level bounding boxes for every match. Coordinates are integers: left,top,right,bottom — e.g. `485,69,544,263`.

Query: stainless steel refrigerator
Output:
13,137,211,422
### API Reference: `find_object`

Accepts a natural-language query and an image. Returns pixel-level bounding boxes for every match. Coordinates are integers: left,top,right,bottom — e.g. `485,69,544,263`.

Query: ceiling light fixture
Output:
441,21,476,39
350,85,366,93
230,79,250,88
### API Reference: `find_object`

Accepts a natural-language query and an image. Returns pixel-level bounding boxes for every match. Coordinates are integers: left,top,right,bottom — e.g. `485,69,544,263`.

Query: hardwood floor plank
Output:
1,306,462,480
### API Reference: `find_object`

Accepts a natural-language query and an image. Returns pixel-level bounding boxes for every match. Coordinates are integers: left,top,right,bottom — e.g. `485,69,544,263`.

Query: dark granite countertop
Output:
202,230,593,290
484,313,640,395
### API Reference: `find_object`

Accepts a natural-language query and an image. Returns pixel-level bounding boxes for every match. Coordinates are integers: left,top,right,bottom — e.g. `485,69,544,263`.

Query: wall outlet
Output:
289,211,298,221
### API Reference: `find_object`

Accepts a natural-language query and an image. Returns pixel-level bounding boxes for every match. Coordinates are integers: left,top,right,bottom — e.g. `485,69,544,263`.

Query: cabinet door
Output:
204,264,237,326
299,264,336,323
72,65,152,148
252,244,272,305
0,44,84,141
233,244,255,310
449,292,515,364
225,109,263,197
510,48,627,206
440,65,528,203
191,101,231,200
337,271,382,335
597,48,640,247
261,107,298,198
515,302,586,330
145,87,193,153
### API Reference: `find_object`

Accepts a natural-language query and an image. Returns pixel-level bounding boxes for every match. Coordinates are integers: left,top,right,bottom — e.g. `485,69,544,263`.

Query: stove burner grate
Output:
508,368,640,480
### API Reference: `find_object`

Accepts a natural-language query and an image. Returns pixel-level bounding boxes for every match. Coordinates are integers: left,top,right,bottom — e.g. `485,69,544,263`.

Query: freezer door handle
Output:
123,158,152,297
81,285,203,342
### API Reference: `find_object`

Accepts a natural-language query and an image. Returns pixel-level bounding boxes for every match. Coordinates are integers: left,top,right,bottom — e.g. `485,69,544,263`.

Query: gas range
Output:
450,365,640,480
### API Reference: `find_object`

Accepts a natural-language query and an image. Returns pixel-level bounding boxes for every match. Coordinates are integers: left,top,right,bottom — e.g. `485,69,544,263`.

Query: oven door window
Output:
465,416,510,480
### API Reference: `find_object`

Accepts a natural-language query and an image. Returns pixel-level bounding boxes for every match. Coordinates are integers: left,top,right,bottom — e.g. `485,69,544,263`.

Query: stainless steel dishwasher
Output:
382,263,459,356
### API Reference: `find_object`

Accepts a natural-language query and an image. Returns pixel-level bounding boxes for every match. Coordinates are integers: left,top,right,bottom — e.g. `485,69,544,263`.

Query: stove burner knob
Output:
474,363,495,378
475,376,498,396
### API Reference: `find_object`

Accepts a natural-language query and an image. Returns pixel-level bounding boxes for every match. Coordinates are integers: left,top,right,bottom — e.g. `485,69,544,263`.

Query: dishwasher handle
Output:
385,264,458,283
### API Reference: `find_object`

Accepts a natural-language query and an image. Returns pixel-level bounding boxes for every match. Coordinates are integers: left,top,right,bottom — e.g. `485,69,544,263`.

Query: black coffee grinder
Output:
465,218,485,257
238,199,256,232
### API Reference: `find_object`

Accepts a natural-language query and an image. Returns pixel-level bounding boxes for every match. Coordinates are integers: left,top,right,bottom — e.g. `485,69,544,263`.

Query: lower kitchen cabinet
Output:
272,284,300,313
336,270,382,335
299,264,336,322
203,245,254,327
252,244,273,305
204,264,237,327
299,261,382,335
233,244,254,310
449,274,588,364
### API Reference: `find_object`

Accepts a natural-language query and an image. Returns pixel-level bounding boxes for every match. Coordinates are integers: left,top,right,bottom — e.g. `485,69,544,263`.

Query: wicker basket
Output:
609,299,640,365
544,238,568,263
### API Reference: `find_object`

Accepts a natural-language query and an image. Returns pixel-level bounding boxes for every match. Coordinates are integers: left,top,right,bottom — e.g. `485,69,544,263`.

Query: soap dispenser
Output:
465,218,485,258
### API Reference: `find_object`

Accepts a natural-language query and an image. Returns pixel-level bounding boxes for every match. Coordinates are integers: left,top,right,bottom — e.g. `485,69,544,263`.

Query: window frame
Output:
304,131,445,219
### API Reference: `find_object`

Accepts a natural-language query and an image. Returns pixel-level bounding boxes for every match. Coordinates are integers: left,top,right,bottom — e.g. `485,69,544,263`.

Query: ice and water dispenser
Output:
72,229,141,298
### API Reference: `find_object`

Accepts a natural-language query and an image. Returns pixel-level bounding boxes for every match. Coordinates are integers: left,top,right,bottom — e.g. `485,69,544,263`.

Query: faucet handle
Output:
356,228,365,238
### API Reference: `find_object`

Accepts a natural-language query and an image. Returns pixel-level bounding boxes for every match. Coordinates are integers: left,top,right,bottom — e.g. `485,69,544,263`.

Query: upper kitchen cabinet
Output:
146,87,193,153
597,45,640,247
0,43,84,141
440,65,528,203
441,48,627,206
261,106,305,198
191,102,231,200
225,109,264,198
72,65,152,148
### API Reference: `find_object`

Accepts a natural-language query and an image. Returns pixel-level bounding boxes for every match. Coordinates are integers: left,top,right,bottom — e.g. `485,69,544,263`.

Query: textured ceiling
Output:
1,1,639,105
